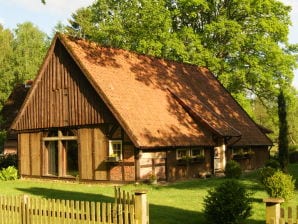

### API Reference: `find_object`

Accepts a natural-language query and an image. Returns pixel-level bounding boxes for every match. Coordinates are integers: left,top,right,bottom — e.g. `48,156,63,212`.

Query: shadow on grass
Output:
15,187,265,224
150,203,264,224
16,187,114,203
150,204,203,224
16,187,204,223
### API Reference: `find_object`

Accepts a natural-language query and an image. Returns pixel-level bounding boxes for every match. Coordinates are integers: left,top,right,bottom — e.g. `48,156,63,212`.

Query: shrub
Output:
0,166,18,181
203,179,252,224
0,153,18,169
224,160,242,179
263,170,295,201
258,167,276,185
265,158,280,169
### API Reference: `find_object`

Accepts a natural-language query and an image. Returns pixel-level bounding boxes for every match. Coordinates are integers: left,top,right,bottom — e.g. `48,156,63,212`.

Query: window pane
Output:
177,149,188,159
109,140,122,160
191,148,204,157
64,140,78,177
47,141,58,175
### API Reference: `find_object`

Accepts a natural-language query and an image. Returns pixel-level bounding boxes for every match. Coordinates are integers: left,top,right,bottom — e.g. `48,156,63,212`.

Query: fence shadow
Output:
16,187,114,203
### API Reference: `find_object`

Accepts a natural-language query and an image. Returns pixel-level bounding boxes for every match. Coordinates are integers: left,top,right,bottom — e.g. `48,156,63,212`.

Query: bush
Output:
203,179,252,224
258,167,276,185
0,153,18,169
263,170,295,201
265,158,280,169
0,166,18,181
224,160,242,179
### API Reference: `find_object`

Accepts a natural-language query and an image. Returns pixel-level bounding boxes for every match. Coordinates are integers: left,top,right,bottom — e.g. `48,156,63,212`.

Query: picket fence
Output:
269,206,298,224
0,187,139,224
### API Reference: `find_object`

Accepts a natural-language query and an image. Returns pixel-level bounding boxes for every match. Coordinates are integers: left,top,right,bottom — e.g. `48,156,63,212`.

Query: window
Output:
176,148,188,160
232,147,251,155
191,148,204,158
109,140,122,160
43,129,78,177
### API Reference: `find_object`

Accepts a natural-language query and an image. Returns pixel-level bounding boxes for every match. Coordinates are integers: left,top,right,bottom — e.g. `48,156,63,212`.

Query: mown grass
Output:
0,164,297,224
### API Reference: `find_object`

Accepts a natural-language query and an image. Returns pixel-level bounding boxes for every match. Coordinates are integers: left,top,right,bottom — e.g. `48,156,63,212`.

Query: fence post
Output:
263,198,284,224
134,190,149,224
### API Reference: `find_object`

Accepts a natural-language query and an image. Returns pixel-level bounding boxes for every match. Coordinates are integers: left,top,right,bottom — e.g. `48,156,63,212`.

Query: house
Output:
10,34,272,182
0,83,31,154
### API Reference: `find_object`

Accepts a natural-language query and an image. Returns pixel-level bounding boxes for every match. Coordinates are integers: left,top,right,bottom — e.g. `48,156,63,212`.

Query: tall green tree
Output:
278,90,289,171
0,25,14,107
12,22,49,84
0,23,49,110
67,0,297,113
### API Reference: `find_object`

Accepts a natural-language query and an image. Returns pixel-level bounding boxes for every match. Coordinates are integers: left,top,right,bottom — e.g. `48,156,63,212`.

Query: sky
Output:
0,0,297,89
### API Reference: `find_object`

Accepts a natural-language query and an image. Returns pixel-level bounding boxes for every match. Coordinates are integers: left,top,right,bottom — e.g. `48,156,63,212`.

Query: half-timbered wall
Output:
13,41,114,131
78,126,135,181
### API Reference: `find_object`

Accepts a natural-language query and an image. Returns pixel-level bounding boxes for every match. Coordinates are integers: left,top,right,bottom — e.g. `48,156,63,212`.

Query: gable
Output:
11,39,115,131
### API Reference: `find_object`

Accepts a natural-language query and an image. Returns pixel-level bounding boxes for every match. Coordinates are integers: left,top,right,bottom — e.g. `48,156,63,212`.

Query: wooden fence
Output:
264,198,298,224
0,187,148,224
269,206,298,224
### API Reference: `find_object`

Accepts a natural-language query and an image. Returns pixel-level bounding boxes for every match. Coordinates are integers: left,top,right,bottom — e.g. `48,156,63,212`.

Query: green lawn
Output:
1,164,297,224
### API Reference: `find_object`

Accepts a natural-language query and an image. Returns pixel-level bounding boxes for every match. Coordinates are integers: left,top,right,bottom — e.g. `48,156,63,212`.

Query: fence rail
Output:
0,187,144,224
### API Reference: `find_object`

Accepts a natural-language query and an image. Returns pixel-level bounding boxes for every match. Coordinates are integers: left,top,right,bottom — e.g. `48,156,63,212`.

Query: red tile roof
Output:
57,34,272,148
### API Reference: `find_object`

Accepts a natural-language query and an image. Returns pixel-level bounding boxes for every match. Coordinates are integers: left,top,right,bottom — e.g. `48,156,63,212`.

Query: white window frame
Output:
232,147,251,155
190,147,204,158
109,140,123,160
176,148,189,160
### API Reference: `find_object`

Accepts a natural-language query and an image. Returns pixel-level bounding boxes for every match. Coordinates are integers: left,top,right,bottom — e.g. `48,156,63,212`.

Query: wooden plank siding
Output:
19,133,42,177
13,41,114,131
78,128,93,180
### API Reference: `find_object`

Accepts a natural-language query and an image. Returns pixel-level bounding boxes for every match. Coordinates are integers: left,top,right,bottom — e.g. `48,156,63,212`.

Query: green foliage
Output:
263,170,295,201
224,160,242,179
203,179,252,224
0,154,18,169
0,166,18,181
13,22,49,84
265,158,281,170
0,130,6,153
0,22,49,109
258,167,276,185
278,91,289,171
67,0,297,113
0,25,14,107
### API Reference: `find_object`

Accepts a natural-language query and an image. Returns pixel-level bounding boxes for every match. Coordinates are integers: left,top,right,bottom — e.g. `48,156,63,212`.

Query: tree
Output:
0,23,49,110
0,25,14,107
203,179,252,224
278,90,289,171
67,0,298,113
12,22,49,84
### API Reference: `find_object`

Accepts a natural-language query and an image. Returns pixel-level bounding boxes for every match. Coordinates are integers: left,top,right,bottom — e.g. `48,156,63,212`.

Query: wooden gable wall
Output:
13,40,114,131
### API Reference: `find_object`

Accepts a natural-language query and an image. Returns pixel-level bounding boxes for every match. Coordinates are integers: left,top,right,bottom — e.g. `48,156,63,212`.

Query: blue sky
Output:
0,0,297,89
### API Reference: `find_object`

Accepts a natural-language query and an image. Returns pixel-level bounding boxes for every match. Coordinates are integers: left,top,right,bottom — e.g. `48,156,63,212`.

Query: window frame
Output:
108,139,123,160
190,147,205,158
176,148,189,160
